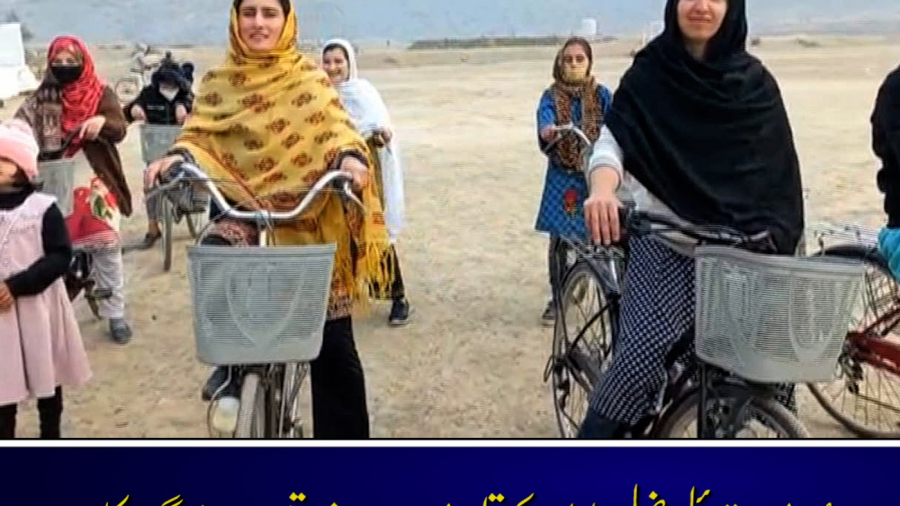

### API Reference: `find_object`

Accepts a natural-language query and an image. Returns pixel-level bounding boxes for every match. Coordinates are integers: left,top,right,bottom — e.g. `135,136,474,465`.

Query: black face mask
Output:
50,65,84,85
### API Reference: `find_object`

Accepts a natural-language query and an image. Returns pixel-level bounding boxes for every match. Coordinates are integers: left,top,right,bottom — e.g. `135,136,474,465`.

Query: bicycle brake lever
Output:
338,180,365,210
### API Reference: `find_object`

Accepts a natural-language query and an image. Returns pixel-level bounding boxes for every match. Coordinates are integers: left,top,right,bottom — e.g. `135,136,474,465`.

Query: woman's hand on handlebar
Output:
585,168,623,246
145,154,184,189
540,125,557,142
340,156,369,191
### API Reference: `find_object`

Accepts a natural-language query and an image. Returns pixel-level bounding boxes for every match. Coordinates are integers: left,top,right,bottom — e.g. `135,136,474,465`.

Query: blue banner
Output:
0,447,886,505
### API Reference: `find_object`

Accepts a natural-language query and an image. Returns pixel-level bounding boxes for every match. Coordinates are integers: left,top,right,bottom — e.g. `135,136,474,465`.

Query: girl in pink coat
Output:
0,119,91,438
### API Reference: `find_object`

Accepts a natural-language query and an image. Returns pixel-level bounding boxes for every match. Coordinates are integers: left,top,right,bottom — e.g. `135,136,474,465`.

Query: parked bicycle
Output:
138,123,208,271
148,161,361,438
805,222,900,437
115,63,159,104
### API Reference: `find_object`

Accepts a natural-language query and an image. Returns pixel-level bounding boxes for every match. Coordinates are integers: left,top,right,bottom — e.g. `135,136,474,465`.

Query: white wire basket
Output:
139,124,182,165
188,244,336,365
694,245,866,384
36,159,75,216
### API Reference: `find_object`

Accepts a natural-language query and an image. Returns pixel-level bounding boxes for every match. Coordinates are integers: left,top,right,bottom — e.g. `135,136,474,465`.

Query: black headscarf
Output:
605,0,804,253
151,59,193,92
872,65,900,226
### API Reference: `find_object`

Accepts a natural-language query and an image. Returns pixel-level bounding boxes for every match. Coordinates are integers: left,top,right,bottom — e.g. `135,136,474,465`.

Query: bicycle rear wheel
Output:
549,261,617,438
806,244,900,437
655,384,809,438
235,373,266,438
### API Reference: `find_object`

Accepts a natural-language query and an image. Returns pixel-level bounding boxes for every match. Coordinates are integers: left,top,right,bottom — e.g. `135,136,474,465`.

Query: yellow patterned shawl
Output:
173,4,393,313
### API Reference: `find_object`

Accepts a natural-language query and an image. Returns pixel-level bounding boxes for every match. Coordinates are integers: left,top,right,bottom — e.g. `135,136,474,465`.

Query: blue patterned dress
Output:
534,85,612,241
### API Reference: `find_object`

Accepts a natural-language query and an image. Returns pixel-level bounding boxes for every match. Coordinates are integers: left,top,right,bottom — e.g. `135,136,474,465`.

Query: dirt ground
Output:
3,35,900,438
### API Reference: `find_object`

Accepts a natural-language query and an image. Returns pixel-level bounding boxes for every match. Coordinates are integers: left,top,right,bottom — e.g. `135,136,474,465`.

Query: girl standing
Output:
0,119,92,439
16,35,134,343
322,38,412,326
535,37,613,326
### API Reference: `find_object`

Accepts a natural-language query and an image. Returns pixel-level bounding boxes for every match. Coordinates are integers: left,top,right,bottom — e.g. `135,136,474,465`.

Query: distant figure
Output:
130,43,154,75
322,38,412,327
534,36,612,326
124,57,195,249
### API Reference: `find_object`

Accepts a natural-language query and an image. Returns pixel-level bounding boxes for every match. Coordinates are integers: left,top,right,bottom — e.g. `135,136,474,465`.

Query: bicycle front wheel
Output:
550,260,618,438
235,373,266,438
277,363,309,438
655,384,809,439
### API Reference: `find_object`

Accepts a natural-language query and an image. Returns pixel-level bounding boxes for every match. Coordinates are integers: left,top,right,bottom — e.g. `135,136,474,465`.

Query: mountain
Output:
2,0,899,45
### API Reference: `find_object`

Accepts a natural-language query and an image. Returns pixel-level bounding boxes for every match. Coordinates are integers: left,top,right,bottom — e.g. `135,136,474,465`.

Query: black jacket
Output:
873,66,900,227
0,189,72,298
124,86,193,125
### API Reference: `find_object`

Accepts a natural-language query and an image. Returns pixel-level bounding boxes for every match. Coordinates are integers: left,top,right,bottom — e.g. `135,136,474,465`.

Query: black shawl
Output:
872,65,900,227
605,0,804,253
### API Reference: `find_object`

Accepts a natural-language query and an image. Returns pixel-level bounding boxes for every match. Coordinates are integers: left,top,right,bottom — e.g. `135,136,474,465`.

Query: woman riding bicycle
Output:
145,0,394,438
535,37,612,326
16,36,135,344
578,0,805,438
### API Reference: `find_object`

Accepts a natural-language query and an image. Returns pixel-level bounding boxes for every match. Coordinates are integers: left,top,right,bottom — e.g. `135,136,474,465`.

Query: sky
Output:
1,0,898,45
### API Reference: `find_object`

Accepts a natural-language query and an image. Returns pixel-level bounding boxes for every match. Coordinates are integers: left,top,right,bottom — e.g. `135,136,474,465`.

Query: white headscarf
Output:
324,38,405,243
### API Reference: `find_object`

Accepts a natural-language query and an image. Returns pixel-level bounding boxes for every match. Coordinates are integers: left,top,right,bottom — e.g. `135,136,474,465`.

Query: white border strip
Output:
0,440,895,448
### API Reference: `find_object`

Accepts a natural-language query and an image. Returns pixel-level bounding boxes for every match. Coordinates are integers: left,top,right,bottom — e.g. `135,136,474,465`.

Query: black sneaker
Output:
388,298,412,326
109,318,132,344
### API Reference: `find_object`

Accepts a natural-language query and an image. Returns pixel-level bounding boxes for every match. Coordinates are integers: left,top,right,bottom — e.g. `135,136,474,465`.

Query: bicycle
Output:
138,123,208,271
114,64,158,104
804,222,900,437
148,161,361,438
34,127,109,319
551,202,867,438
536,122,625,436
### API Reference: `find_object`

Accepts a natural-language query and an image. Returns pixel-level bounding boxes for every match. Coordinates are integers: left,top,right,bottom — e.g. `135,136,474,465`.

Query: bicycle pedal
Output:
90,288,113,299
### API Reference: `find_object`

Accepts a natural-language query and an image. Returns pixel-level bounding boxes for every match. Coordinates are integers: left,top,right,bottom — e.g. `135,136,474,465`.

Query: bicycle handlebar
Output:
619,204,773,250
542,123,593,156
149,162,362,223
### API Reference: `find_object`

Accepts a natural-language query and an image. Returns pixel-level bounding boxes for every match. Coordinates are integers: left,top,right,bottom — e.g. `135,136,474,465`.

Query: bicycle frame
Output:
567,207,792,438
847,304,900,376
546,237,623,390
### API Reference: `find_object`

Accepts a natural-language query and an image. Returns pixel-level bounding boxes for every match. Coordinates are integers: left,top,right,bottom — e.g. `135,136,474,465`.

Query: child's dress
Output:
0,193,91,406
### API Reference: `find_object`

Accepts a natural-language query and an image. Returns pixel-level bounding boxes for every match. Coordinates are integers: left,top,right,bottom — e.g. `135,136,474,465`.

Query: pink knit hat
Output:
0,119,39,182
